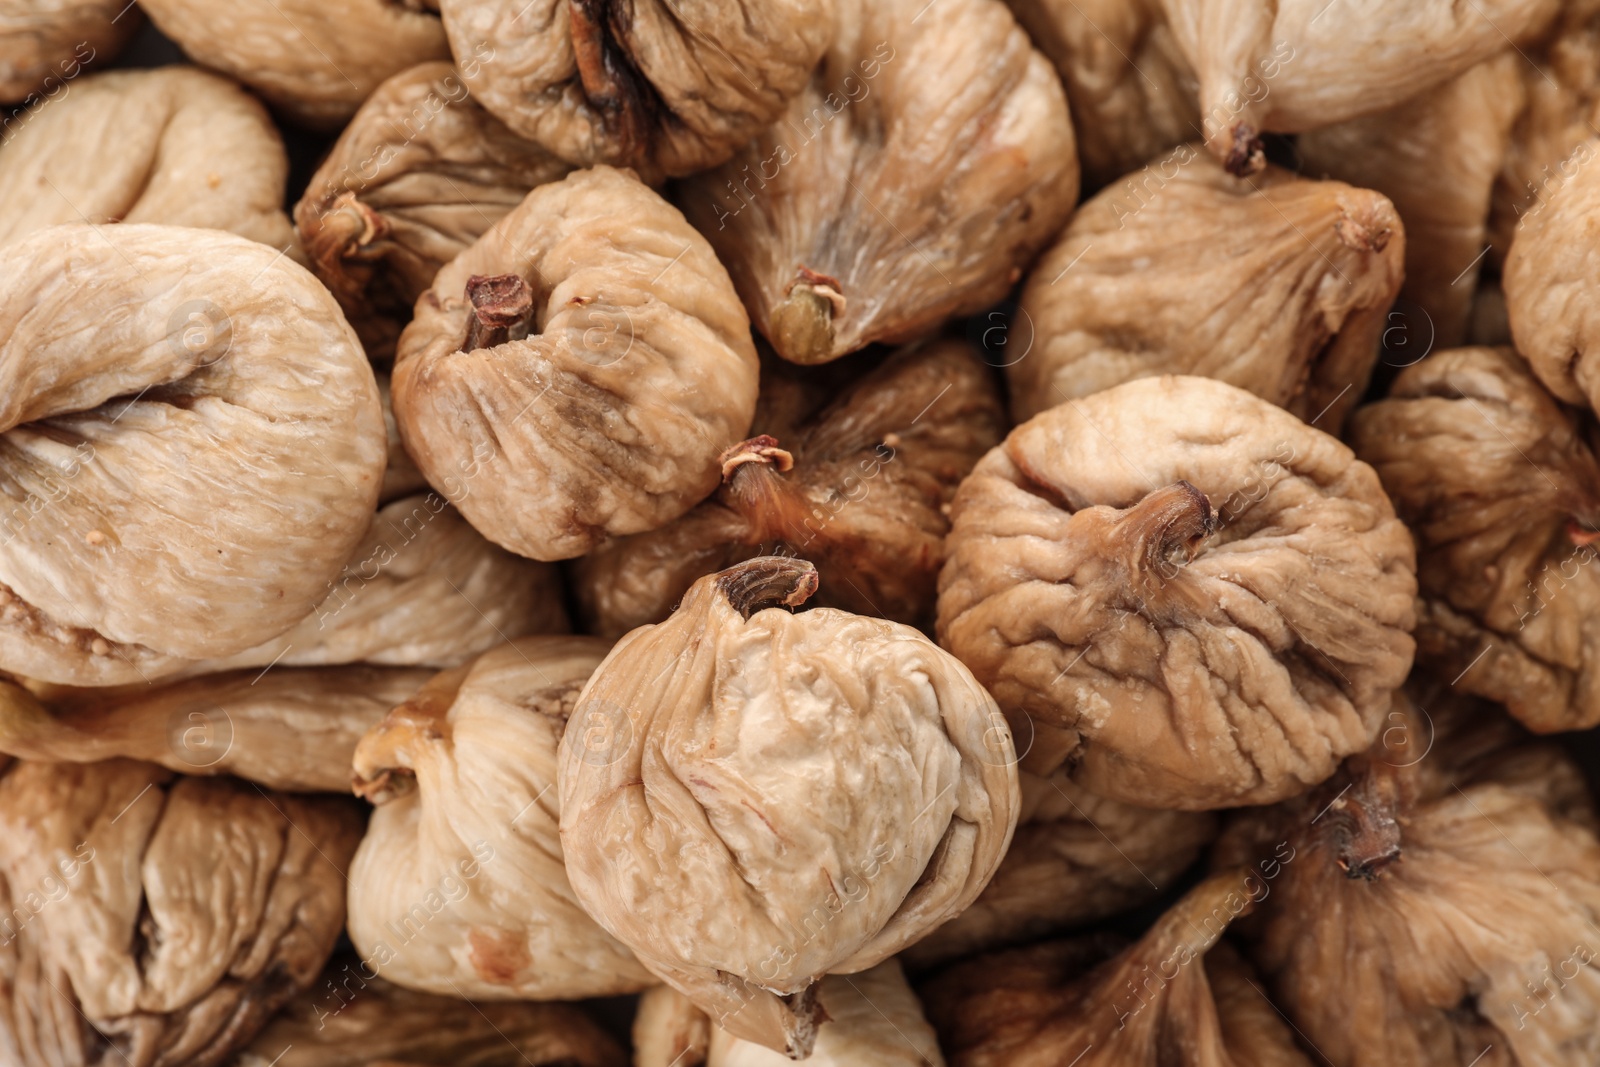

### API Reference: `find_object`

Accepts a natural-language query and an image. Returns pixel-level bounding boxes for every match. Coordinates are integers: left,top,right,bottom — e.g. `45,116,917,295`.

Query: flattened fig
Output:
0,0,133,103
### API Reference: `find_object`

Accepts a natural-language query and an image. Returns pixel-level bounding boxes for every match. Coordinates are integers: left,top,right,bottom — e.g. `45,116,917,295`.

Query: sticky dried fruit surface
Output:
0,224,387,686
392,166,758,561
1009,148,1403,430
0,0,134,102
678,0,1079,364
939,376,1417,809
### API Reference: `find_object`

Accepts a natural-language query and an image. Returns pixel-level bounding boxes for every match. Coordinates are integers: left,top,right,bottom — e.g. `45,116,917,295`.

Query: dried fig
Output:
1347,346,1600,732
294,62,572,359
938,375,1417,809
1008,147,1403,430
574,338,1006,637
557,557,1020,1056
440,0,834,181
392,166,759,561
379,373,429,504
918,869,1312,1066
0,224,387,686
677,0,1078,365
0,0,133,103
349,636,652,1000
0,759,363,1067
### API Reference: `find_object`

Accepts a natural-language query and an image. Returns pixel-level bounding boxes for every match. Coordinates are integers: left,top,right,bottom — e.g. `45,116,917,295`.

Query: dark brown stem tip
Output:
1321,762,1404,880
1125,481,1217,577
715,556,818,619
1224,122,1266,177
783,984,828,1060
462,273,534,352
719,435,795,481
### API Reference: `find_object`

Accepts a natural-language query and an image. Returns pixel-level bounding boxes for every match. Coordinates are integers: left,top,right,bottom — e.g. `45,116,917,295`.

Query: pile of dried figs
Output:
3,1,1600,1065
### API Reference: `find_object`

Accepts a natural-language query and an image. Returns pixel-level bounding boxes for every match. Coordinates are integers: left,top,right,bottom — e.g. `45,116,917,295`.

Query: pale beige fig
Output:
0,666,429,792
574,338,1006,637
903,769,1218,968
1159,0,1556,174
919,869,1312,1067
294,62,572,359
677,0,1078,365
441,0,834,181
0,759,363,1067
1008,148,1402,428
379,372,429,504
1216,685,1600,1066
392,166,759,561
139,0,449,129
1347,346,1600,732
0,224,387,687
938,376,1417,810
0,67,298,254
0,0,133,103
558,557,1019,1056
349,636,652,1000
1298,54,1522,350
235,959,626,1067
634,985,711,1067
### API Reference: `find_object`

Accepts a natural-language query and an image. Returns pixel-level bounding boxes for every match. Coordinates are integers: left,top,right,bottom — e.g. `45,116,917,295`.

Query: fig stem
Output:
1111,481,1217,585
569,0,655,162
717,436,827,547
770,270,844,365
1319,757,1403,880
714,556,819,619
1223,122,1266,177
462,273,534,352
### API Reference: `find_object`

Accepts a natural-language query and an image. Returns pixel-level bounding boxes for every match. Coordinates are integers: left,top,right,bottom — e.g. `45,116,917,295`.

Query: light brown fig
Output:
558,557,1020,1057
677,0,1079,365
918,868,1312,1067
0,759,363,1067
1347,346,1600,732
348,636,652,1000
379,373,429,504
938,375,1417,810
0,0,133,103
1215,684,1600,1067
392,166,759,561
0,224,387,687
1008,147,1403,430
574,338,1006,637
294,62,573,359
138,0,450,130
440,0,834,181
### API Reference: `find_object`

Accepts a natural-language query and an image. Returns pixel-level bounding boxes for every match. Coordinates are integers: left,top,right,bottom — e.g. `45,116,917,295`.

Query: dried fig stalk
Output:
0,759,363,1067
574,338,1005,637
349,636,652,999
294,62,572,359
558,558,1020,1056
1348,346,1600,731
393,166,759,561
0,0,133,103
939,375,1417,809
678,0,1079,365
0,224,387,686
1009,147,1403,430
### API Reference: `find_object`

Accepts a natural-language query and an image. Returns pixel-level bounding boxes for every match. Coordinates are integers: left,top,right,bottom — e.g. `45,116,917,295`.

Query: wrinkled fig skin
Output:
558,558,1020,1056
379,373,430,505
235,961,626,1067
138,0,449,130
0,760,364,1067
1299,55,1522,351
349,637,652,1000
1009,148,1403,430
393,166,759,561
679,0,1079,366
0,0,133,103
919,870,1312,1067
1159,0,1556,175
1348,347,1600,732
295,62,572,360
442,0,834,181
938,376,1418,810
1216,689,1600,1066
0,225,387,686
574,338,1006,637
903,768,1218,968
0,67,298,255
0,666,429,792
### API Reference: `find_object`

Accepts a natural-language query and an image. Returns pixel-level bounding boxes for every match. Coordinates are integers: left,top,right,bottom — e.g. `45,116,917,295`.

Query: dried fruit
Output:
349,636,652,999
1008,147,1403,430
558,557,1019,1056
1347,346,1600,732
440,0,834,181
938,375,1417,809
677,0,1078,365
0,224,387,686
574,338,1006,637
0,0,133,103
0,759,362,1067
294,62,572,359
392,166,759,561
